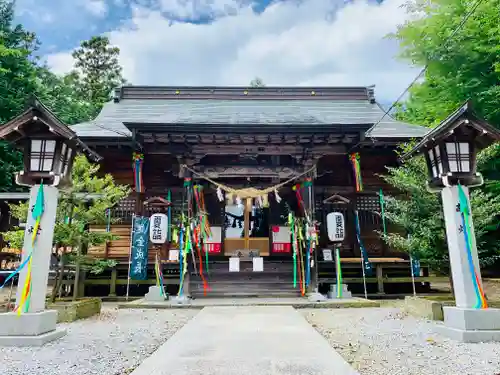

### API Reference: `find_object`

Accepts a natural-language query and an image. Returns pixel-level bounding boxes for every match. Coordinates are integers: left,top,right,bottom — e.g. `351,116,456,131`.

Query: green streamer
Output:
289,213,297,288
203,214,209,275
335,247,343,298
379,189,387,235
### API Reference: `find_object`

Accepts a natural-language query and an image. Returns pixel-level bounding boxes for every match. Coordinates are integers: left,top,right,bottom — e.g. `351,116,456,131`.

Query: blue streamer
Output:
461,213,482,309
354,210,373,277
0,253,32,288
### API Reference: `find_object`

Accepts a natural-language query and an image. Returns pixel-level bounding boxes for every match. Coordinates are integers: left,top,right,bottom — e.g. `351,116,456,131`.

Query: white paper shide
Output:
149,213,168,244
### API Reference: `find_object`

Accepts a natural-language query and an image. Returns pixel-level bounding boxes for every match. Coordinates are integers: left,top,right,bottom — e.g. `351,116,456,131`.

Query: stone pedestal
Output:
307,290,327,302
0,185,65,346
436,307,500,343
0,311,66,346
327,284,352,299
144,285,166,302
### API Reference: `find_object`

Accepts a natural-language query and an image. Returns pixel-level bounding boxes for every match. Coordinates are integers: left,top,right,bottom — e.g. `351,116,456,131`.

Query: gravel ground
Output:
303,307,500,375
0,306,199,375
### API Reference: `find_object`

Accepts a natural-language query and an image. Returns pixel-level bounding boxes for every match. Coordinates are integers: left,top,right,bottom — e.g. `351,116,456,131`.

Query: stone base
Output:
171,295,191,305
307,292,327,302
0,327,66,347
144,286,167,302
435,307,500,343
327,284,352,299
0,310,66,346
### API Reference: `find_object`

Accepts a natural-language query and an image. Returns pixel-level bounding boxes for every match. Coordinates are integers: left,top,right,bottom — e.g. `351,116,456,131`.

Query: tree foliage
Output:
380,0,500,271
249,77,266,87
390,0,500,126
381,146,500,271
71,36,126,110
0,3,126,189
2,156,130,273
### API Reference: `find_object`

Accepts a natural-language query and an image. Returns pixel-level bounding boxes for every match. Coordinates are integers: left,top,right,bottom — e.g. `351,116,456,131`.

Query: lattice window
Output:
356,195,380,212
111,197,135,222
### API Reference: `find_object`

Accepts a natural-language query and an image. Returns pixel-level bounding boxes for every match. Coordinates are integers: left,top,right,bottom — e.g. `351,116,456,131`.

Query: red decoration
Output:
204,243,222,254
273,243,291,253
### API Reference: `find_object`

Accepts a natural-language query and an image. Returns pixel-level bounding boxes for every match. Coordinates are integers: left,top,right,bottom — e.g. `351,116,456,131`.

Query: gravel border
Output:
303,307,500,375
0,306,199,375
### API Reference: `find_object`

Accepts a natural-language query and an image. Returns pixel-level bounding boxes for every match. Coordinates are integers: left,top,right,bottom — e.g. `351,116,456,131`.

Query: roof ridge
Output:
113,85,375,102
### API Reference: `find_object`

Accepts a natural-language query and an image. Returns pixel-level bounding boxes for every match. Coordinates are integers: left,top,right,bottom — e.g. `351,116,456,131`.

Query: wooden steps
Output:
190,259,301,298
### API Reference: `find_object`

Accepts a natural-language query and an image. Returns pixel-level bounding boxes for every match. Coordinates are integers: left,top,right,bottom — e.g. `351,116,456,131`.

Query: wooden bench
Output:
318,257,444,294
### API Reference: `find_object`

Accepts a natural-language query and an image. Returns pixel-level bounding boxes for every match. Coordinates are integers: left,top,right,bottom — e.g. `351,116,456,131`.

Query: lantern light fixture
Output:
0,96,101,187
401,101,500,189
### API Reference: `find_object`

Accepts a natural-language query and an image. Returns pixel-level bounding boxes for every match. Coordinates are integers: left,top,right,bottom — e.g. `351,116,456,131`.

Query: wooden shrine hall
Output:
69,85,433,298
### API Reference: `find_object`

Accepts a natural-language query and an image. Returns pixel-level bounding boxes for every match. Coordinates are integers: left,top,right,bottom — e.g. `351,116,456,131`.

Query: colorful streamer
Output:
154,252,165,296
132,152,144,193
457,184,487,309
379,189,387,235
335,247,343,298
349,153,363,192
410,254,421,277
167,190,172,242
354,210,373,276
16,183,45,315
289,213,297,288
105,208,111,233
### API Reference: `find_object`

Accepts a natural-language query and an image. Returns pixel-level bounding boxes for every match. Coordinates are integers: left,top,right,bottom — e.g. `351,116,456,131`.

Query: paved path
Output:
131,306,359,375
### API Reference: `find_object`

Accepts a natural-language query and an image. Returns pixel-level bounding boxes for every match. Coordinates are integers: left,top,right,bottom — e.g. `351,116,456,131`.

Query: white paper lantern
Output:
326,212,345,242
149,213,168,244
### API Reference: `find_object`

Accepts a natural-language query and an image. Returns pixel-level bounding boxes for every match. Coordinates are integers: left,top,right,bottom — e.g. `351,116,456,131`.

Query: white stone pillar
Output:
441,185,483,308
436,185,500,343
0,184,64,346
15,185,59,312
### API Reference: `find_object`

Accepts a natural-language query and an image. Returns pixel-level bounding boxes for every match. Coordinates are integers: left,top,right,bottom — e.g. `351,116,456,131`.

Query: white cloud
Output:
157,0,245,19
84,0,109,17
46,0,419,102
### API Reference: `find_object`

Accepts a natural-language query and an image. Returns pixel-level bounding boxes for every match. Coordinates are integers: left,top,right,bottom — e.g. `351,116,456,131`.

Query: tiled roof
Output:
70,86,428,139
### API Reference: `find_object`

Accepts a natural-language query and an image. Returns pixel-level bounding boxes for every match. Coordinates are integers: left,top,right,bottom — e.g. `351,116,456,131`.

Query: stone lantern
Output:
0,97,100,346
401,101,500,342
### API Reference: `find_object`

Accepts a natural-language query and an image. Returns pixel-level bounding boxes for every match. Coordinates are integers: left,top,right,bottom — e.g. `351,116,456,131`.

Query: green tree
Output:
249,77,265,87
0,0,39,122
71,36,125,112
35,67,96,125
380,0,500,272
390,0,500,126
380,146,500,272
0,0,39,190
3,155,130,301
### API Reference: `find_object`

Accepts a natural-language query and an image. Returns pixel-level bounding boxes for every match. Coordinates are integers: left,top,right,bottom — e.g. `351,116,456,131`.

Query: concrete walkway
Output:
131,306,359,375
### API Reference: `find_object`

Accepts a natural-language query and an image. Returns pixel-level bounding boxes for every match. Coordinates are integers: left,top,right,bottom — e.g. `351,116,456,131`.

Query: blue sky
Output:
14,0,418,103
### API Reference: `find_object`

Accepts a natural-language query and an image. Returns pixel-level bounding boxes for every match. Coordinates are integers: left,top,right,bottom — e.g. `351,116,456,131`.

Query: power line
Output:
365,0,488,137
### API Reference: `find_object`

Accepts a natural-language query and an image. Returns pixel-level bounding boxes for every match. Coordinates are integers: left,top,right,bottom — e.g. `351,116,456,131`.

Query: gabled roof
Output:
0,96,101,162
401,101,500,161
70,85,428,139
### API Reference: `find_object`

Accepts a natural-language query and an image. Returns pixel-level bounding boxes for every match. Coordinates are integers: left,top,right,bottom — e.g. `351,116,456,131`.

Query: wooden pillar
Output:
376,264,384,294
135,192,145,216
109,267,117,296
78,271,86,298
302,162,318,293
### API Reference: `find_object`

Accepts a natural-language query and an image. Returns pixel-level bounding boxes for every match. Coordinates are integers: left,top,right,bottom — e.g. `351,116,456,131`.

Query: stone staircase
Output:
190,259,302,298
